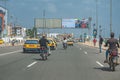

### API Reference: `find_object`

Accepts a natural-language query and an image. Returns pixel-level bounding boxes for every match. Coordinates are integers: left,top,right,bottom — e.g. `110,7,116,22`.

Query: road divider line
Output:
84,51,88,54
96,61,104,67
0,50,22,56
27,61,37,68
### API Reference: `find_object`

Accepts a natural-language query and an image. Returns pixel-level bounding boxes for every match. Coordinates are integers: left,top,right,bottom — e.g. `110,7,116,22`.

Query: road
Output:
0,43,120,80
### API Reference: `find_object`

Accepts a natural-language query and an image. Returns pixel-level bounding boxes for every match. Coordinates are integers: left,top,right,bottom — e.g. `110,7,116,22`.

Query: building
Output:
0,6,7,38
6,23,26,38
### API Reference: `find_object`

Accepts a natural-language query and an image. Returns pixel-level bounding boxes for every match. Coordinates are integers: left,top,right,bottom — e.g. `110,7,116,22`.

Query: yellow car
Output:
67,40,73,46
0,39,4,44
23,39,40,53
47,38,57,50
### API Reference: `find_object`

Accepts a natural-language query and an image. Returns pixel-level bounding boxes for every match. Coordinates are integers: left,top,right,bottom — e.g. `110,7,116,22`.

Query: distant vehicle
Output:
47,38,57,50
0,39,4,44
23,39,40,53
67,40,73,46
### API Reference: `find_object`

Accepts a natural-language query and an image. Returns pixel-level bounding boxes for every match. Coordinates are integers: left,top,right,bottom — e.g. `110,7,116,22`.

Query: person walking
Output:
93,38,97,47
99,35,103,53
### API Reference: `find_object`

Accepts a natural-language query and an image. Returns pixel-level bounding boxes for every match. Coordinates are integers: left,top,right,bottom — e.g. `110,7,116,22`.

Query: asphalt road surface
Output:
0,43,120,80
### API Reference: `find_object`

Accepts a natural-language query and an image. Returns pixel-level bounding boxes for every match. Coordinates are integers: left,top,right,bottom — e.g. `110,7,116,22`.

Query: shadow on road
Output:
33,58,47,61
94,67,112,72
21,52,40,54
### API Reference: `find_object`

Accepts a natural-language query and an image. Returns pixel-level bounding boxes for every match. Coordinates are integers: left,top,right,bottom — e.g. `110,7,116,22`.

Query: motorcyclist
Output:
63,37,67,48
39,35,50,55
104,32,119,64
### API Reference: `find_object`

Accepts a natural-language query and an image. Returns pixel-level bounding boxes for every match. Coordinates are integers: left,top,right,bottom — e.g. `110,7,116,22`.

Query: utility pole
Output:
96,0,98,31
88,17,92,38
42,9,45,34
99,25,102,36
110,0,112,33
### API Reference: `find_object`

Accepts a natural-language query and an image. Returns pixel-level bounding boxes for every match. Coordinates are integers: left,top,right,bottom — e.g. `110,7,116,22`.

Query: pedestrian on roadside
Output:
99,35,103,53
93,38,97,47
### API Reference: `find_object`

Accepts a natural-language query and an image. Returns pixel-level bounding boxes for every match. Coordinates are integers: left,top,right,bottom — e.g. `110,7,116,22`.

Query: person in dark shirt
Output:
39,35,49,48
104,32,119,63
99,35,103,53
39,35,50,55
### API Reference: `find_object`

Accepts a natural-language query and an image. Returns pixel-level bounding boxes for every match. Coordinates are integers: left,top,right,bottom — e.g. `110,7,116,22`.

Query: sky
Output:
0,0,120,38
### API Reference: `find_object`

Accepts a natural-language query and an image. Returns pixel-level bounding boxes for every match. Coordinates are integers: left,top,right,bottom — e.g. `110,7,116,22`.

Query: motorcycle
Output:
108,50,119,71
40,47,48,60
63,43,67,49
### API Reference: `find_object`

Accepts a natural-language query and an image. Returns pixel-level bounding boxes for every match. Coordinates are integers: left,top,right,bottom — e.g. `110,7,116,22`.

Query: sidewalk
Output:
79,41,120,54
0,42,23,47
79,41,120,63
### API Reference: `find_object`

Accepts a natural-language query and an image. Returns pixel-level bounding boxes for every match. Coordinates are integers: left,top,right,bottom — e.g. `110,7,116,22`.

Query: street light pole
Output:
96,0,98,31
43,9,46,34
110,0,112,33
99,25,102,36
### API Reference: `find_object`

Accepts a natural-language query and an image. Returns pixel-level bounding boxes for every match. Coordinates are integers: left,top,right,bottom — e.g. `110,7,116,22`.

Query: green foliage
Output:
26,27,37,38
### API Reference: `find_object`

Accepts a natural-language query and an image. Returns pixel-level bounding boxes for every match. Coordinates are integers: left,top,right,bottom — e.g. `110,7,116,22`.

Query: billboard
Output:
62,18,89,28
35,18,62,28
0,6,7,26
75,19,89,28
62,19,75,28
35,18,90,29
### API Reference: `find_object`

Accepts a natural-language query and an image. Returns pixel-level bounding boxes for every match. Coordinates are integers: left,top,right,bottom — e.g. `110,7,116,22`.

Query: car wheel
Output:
23,49,26,53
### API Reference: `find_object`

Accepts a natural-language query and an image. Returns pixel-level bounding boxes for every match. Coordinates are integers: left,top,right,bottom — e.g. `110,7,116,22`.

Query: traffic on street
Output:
0,0,120,80
0,42,120,80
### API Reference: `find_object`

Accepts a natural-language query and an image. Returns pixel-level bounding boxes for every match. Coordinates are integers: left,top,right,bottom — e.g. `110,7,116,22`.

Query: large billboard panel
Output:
75,19,89,28
62,18,89,28
35,18,62,28
62,19,75,28
35,18,90,29
0,6,7,26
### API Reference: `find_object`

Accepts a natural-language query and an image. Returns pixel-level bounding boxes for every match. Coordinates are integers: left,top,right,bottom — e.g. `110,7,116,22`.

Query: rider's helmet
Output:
42,34,46,38
110,32,114,38
64,37,66,40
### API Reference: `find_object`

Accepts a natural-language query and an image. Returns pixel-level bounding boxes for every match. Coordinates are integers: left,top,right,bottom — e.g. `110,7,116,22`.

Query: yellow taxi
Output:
23,39,40,53
0,39,4,44
47,38,57,50
67,40,74,46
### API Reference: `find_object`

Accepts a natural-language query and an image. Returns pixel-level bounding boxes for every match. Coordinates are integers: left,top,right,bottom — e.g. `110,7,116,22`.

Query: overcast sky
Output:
0,0,120,37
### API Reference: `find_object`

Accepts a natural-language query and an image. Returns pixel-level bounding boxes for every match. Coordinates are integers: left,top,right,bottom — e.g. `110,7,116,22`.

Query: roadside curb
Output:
78,42,120,55
0,43,23,47
78,42,107,50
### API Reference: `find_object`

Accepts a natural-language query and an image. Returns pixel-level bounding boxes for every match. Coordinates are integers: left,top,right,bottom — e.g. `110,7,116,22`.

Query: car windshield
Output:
67,40,73,42
48,40,53,43
25,40,38,44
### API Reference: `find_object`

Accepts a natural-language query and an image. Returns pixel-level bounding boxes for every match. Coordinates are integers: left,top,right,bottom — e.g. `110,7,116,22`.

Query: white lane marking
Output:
80,48,81,50
84,51,88,54
96,61,104,67
0,50,22,56
27,61,37,68
48,49,51,53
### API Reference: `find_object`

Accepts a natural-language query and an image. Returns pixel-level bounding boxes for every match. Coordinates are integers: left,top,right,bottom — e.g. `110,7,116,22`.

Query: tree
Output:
32,27,37,38
26,27,37,38
26,29,33,38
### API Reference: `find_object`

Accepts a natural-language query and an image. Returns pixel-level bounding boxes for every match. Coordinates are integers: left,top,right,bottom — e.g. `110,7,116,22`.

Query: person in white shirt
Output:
63,37,67,49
